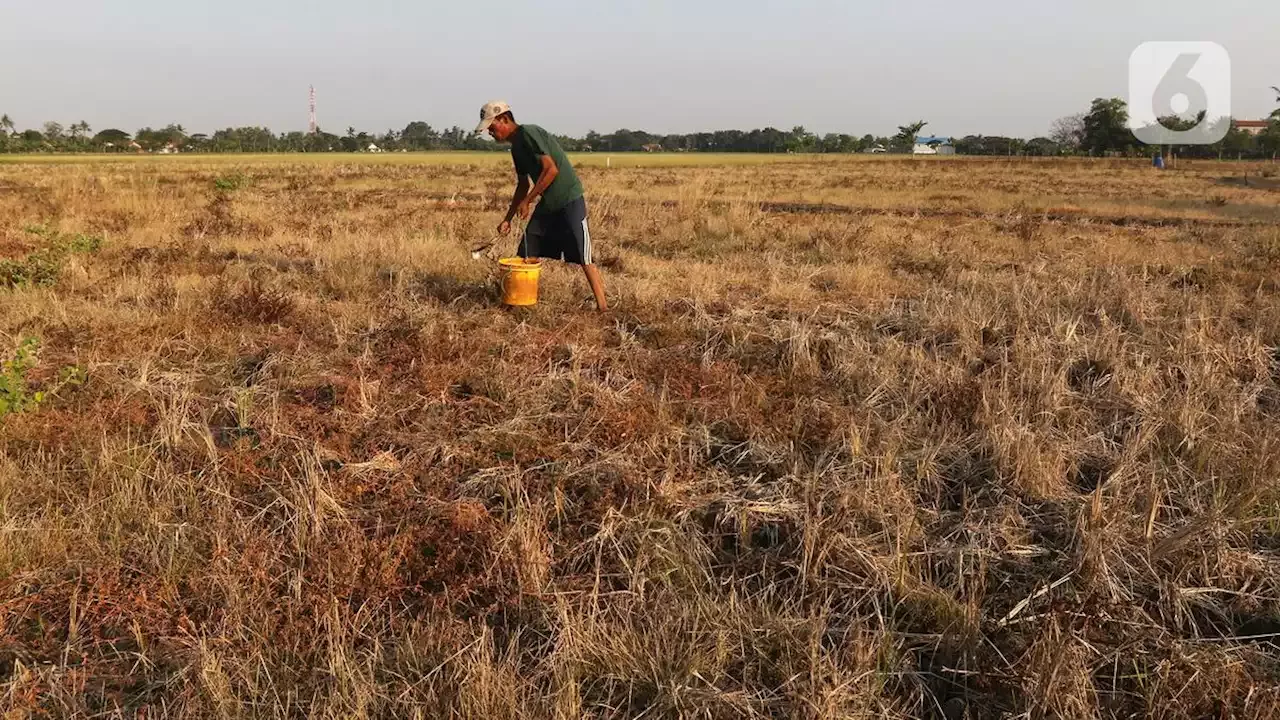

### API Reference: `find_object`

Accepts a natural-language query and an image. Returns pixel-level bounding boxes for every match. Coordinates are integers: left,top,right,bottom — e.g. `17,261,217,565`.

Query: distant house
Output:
1235,120,1272,136
641,143,663,153
366,143,382,153
913,136,955,155
862,145,888,154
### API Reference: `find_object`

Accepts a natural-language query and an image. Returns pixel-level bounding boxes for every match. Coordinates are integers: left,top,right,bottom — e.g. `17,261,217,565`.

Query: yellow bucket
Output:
498,257,542,306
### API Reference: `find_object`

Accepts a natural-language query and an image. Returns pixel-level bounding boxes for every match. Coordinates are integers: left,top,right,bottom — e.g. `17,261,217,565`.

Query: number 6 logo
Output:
1129,42,1231,145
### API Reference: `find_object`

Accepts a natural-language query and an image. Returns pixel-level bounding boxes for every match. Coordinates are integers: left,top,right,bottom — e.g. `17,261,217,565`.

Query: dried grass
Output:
1,154,1279,718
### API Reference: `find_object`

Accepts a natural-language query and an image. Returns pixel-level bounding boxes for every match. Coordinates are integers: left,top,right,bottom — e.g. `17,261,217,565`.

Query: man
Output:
476,101,607,311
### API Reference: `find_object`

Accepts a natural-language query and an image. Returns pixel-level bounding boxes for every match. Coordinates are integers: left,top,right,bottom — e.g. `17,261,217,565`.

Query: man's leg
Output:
582,264,607,311
568,198,606,311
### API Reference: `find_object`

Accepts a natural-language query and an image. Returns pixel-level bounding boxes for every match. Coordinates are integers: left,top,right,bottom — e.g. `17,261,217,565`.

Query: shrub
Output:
213,172,250,192
0,337,85,419
0,228,104,289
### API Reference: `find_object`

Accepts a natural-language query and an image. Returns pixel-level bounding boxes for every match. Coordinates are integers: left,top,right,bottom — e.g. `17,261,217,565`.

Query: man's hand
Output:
516,199,533,220
497,219,512,236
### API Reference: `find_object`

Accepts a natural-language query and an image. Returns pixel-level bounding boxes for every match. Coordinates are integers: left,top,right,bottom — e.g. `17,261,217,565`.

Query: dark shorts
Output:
518,196,593,265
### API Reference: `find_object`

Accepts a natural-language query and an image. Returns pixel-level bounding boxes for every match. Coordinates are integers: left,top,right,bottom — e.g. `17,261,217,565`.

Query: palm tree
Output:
1272,87,1280,119
0,114,13,136
894,120,928,153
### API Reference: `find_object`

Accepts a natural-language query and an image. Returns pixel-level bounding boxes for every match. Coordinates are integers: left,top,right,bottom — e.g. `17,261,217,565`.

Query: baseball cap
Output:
475,100,512,134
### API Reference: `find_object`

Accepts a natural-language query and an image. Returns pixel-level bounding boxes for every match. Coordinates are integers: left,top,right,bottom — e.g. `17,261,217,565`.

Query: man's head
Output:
476,101,518,142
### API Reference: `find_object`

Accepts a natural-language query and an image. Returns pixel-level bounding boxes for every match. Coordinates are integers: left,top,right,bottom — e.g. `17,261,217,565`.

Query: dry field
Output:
1,153,1279,719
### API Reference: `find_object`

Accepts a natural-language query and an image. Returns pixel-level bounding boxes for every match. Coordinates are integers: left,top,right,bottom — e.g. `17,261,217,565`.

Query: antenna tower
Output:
308,85,318,135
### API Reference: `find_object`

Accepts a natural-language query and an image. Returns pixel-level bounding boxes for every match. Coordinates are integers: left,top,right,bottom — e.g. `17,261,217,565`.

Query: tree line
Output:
1048,94,1280,160
0,119,496,155
0,118,895,155
1,92,1277,157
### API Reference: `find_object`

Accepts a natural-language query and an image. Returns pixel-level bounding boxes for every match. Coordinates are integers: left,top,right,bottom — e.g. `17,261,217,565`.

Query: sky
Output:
1,0,1276,140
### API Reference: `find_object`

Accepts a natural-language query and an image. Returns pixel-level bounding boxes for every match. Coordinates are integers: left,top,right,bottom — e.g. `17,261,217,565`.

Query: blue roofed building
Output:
913,135,955,155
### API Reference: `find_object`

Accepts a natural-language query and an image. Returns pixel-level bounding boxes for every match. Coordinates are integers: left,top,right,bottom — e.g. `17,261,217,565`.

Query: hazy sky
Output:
1,0,1276,139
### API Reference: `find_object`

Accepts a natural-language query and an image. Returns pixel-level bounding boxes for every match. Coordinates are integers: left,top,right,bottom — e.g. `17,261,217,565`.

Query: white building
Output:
913,136,955,155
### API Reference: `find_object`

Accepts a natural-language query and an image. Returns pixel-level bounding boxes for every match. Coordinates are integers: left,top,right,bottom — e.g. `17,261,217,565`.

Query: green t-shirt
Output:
510,124,583,214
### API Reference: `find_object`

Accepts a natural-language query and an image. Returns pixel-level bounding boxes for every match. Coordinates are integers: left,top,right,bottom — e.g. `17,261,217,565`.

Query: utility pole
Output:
309,86,318,135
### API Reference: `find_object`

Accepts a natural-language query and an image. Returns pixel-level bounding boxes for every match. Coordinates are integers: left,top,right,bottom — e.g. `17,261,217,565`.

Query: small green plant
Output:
62,233,103,254
0,337,84,419
0,249,64,287
213,172,249,192
0,337,41,416
0,228,104,289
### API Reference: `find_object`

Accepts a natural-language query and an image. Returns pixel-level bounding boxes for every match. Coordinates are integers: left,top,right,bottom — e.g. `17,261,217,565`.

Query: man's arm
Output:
516,155,558,218
504,175,530,225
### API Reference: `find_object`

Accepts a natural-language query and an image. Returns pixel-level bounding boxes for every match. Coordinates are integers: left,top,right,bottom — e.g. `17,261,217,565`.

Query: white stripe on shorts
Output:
581,218,592,265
